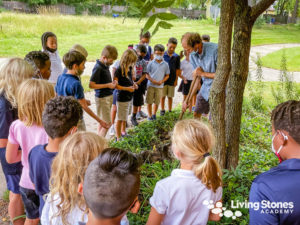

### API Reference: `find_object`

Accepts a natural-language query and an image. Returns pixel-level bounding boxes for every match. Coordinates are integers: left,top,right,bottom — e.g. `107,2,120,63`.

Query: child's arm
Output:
208,200,222,222
136,74,147,85
78,98,110,128
174,69,181,86
146,74,160,85
158,74,170,85
89,81,116,90
146,207,165,225
6,142,21,163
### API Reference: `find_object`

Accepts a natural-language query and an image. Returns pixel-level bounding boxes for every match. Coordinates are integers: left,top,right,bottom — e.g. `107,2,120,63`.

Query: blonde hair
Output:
17,79,55,126
172,119,222,192
0,58,34,108
70,44,88,58
120,49,137,78
101,45,118,60
49,132,108,225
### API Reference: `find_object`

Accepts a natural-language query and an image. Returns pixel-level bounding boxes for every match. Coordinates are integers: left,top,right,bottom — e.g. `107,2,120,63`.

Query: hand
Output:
182,102,188,112
133,83,139,90
184,78,188,84
195,67,204,77
127,86,135,92
100,120,110,129
152,80,160,85
108,82,116,89
174,80,177,86
158,80,164,85
86,100,91,106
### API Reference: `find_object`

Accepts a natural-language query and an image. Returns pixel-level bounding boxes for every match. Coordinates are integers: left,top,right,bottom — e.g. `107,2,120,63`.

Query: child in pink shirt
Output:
6,79,55,225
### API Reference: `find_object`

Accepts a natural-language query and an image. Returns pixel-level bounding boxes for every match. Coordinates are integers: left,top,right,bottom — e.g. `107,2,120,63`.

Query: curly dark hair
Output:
154,44,165,52
24,51,50,71
42,96,83,139
271,100,300,144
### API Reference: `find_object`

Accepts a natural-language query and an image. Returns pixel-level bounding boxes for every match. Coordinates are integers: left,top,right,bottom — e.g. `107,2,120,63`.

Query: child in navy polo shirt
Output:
160,37,180,115
29,96,82,217
249,100,300,225
55,50,109,131
89,45,118,137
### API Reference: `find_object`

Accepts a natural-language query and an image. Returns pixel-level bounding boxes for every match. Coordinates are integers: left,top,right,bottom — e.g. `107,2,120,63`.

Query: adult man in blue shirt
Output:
181,32,218,119
249,100,300,224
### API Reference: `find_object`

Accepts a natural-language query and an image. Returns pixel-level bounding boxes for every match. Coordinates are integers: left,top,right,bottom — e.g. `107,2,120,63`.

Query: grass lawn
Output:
261,47,300,71
0,12,300,61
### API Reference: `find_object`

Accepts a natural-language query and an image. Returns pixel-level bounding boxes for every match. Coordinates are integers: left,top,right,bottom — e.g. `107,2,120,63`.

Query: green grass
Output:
261,47,300,71
0,12,300,61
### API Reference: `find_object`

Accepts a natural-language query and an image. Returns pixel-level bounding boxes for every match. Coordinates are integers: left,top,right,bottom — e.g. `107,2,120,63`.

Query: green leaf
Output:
143,14,157,33
157,20,173,29
156,12,178,20
154,0,175,8
152,22,160,36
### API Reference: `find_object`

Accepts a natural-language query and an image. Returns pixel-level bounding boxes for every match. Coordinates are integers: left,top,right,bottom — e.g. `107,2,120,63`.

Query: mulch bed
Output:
0,199,9,225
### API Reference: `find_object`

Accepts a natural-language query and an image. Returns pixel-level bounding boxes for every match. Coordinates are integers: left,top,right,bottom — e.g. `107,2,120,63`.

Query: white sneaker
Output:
109,125,115,135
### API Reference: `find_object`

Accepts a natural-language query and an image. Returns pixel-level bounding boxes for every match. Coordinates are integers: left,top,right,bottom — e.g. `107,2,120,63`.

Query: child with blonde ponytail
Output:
147,119,223,225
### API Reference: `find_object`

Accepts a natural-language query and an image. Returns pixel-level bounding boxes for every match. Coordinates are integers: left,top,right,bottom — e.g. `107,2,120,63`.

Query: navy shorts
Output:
19,187,40,219
0,147,22,194
112,89,118,105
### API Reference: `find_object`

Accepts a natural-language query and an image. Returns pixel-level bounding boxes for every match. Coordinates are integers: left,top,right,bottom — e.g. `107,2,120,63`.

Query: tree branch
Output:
250,0,276,21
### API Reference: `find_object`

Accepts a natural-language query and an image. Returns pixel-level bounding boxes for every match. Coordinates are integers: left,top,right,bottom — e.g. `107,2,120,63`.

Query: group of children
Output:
0,30,224,225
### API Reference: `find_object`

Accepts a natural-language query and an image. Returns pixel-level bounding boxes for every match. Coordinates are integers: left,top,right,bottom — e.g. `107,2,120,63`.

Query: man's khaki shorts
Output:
116,101,131,121
146,86,163,105
163,85,175,98
95,95,113,124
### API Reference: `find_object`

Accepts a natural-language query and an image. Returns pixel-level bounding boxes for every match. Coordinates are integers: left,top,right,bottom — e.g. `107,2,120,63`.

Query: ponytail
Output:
193,155,222,192
172,119,222,192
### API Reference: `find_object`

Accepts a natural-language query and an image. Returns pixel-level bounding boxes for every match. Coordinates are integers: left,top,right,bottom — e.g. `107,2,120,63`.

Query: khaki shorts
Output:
77,119,86,131
95,95,113,124
163,85,175,98
146,86,163,105
117,101,131,121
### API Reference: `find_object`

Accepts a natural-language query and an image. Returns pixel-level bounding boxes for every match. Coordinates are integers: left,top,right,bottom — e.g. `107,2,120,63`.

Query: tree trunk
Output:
210,0,235,169
291,0,299,24
224,0,275,169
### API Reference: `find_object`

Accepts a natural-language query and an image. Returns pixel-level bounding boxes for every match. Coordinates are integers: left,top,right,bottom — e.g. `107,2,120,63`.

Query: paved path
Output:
0,43,299,199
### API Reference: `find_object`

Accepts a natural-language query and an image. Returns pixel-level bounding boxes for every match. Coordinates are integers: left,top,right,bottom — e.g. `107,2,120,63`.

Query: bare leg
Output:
9,192,25,225
116,120,122,140
24,218,39,225
147,104,152,118
121,121,126,135
194,112,202,120
133,106,138,114
168,97,173,111
153,104,159,115
111,105,117,125
160,97,166,111
137,106,141,113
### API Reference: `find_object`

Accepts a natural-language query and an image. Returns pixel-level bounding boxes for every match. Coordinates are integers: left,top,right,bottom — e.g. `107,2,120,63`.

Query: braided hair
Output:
271,100,300,144
24,51,50,78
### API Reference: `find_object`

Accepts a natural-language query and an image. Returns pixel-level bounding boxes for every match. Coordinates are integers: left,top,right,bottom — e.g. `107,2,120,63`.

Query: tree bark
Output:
291,0,299,24
224,0,275,169
210,0,235,169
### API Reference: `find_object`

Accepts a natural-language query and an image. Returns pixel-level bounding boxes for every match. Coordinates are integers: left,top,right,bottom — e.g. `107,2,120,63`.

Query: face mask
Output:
155,55,163,61
271,131,288,163
144,43,149,47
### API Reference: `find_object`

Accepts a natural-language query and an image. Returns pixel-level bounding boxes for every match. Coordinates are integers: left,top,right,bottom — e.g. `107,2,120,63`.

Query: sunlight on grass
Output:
261,47,300,71
1,12,300,61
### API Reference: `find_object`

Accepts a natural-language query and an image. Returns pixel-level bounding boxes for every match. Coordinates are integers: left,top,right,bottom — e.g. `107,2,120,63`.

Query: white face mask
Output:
271,131,288,163
155,55,163,61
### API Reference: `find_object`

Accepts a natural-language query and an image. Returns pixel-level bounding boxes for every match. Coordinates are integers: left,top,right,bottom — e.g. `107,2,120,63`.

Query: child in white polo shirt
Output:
147,119,223,225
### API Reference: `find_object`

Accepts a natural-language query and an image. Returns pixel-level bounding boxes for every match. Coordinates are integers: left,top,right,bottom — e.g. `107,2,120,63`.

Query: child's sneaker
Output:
160,110,165,116
131,116,139,126
152,115,157,120
109,125,115,136
139,110,148,118
192,106,195,112
147,117,153,121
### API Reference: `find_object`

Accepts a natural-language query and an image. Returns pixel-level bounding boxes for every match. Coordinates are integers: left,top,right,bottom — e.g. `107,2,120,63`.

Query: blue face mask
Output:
155,55,163,61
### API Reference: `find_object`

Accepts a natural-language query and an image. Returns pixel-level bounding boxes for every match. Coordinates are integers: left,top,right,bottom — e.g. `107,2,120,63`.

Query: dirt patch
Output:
0,199,9,225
